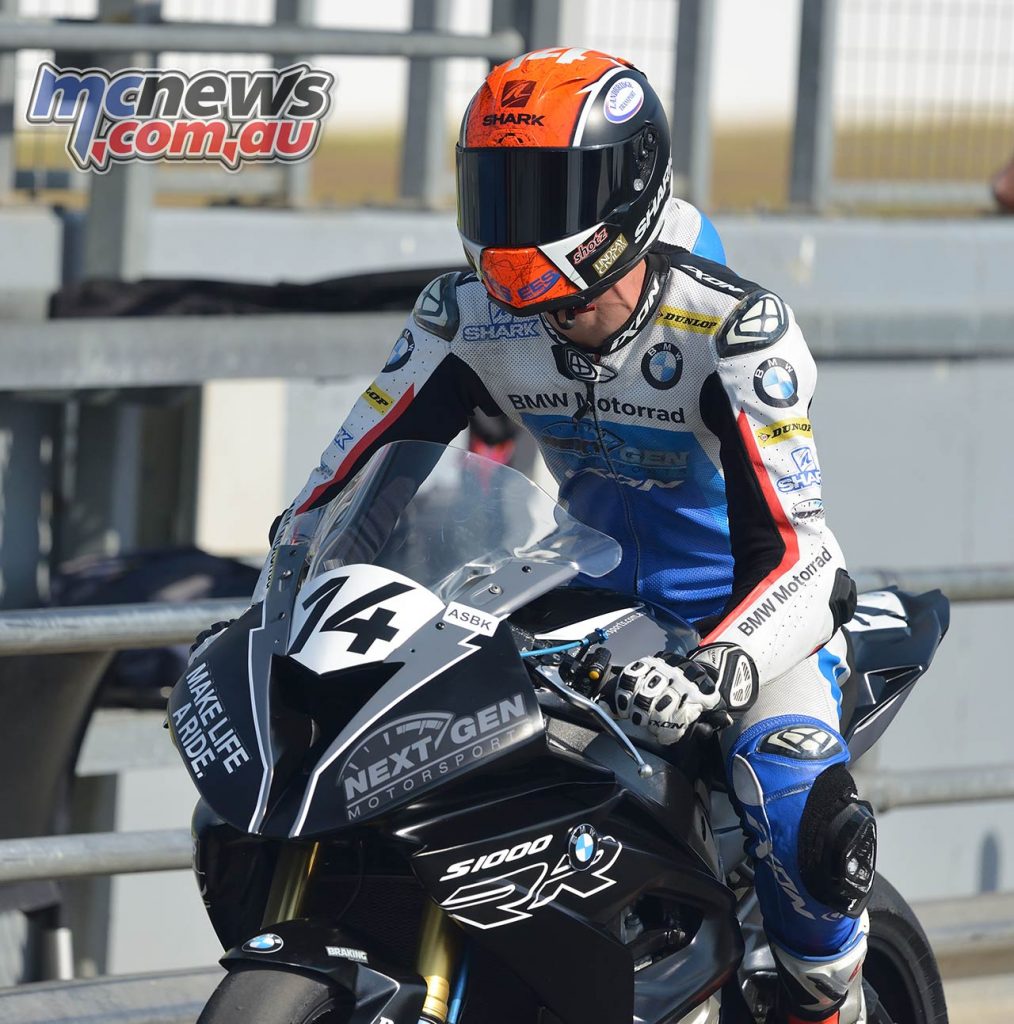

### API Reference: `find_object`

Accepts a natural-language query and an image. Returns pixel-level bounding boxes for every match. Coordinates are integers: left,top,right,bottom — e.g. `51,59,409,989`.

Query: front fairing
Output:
171,441,625,839
169,550,561,839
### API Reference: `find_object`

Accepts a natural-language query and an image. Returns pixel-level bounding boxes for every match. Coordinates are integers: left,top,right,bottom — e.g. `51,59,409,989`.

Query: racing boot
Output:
771,912,868,1024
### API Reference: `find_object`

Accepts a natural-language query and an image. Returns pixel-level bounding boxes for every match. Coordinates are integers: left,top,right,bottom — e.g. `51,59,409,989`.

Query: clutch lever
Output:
534,666,654,779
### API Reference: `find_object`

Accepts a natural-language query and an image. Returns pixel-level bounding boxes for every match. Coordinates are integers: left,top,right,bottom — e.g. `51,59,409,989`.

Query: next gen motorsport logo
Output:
27,63,333,172
337,694,535,820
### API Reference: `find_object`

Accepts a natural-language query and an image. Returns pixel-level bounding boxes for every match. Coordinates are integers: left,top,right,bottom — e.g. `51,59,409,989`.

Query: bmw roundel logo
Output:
568,823,600,871
641,341,683,390
243,932,284,953
382,328,415,373
753,357,798,408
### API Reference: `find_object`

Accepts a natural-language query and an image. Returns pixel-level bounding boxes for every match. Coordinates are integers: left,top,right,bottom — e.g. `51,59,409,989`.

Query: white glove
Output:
613,644,758,746
613,656,722,745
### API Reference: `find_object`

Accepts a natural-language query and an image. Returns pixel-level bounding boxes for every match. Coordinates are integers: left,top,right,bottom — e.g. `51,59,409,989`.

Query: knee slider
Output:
798,763,877,917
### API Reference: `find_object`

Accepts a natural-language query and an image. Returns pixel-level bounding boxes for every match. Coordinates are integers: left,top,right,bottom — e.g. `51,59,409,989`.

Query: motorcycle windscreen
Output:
282,440,621,605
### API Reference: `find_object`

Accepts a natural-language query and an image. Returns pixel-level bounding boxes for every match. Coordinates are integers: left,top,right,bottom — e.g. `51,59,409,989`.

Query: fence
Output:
0,0,533,278
5,0,1007,226
792,0,1014,209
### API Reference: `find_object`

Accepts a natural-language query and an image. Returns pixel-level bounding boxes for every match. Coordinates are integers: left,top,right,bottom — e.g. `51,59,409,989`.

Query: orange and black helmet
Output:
456,47,672,317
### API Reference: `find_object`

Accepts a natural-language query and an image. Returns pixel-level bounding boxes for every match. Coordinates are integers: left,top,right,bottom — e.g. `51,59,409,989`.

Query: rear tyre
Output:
864,874,949,1024
197,964,350,1024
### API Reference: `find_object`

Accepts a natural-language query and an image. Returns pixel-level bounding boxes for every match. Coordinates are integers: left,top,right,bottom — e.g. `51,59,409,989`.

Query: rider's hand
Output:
613,643,758,745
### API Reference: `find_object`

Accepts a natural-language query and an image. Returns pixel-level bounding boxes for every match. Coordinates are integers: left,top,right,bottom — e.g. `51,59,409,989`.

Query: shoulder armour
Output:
715,291,790,357
667,250,762,300
412,271,468,341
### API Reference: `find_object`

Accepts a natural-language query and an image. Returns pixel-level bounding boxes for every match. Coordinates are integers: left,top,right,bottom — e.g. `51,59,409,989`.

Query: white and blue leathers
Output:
270,200,867,978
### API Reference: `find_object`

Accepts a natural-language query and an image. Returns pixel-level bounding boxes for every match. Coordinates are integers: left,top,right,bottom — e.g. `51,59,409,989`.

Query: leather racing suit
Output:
266,199,868,1010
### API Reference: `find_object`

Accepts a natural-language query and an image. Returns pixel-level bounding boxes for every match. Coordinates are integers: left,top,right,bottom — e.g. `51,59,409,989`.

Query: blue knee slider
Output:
728,716,877,956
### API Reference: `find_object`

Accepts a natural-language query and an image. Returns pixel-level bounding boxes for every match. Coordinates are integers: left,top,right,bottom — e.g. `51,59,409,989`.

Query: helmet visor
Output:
456,139,642,248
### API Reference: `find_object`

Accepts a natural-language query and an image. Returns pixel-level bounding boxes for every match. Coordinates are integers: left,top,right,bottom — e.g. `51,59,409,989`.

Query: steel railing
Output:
0,567,1011,881
0,18,524,59
5,312,1014,392
0,564,1010,658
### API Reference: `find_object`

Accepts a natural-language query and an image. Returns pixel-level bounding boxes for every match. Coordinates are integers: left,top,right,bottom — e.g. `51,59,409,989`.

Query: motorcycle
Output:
169,440,950,1024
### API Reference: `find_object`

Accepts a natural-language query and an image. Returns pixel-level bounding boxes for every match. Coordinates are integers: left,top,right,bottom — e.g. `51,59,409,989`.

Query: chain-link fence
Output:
10,0,1013,212
831,0,1014,207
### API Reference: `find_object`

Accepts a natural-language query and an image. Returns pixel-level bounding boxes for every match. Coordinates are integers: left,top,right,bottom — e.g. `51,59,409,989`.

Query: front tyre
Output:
864,875,948,1024
197,964,350,1024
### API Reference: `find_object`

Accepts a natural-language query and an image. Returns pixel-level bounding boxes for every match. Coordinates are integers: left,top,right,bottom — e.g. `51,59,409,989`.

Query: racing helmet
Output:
456,48,672,317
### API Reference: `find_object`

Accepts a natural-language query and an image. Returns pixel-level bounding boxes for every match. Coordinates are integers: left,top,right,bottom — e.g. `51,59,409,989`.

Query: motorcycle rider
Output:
259,49,875,1024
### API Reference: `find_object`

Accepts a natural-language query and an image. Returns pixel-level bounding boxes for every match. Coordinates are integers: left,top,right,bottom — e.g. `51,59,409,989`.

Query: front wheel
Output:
197,964,350,1024
864,874,948,1024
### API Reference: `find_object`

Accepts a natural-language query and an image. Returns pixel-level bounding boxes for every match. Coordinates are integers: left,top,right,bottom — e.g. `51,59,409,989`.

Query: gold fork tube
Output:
416,900,461,1023
262,842,320,927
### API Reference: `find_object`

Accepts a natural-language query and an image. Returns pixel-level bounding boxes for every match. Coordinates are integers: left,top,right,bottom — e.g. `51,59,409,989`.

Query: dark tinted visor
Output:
456,139,640,248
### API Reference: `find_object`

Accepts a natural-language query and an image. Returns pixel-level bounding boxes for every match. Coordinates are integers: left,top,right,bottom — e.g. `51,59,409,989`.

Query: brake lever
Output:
534,666,654,779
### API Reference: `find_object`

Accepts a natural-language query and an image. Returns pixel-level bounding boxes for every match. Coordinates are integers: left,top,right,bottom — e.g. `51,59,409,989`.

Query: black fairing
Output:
168,605,268,831
171,611,545,838
293,622,544,837
179,536,944,1024
402,718,738,1024
192,799,278,950
841,588,949,761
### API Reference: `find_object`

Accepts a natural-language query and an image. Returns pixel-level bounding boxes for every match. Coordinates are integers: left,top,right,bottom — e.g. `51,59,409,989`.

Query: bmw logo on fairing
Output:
243,932,284,953
641,341,683,390
753,357,798,408
568,823,600,870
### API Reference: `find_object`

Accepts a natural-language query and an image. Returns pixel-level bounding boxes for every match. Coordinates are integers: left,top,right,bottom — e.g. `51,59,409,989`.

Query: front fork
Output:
416,900,463,1023
262,841,321,926
261,842,465,1024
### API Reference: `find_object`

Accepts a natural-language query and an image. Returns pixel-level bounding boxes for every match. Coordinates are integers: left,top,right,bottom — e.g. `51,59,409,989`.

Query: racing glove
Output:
614,643,759,745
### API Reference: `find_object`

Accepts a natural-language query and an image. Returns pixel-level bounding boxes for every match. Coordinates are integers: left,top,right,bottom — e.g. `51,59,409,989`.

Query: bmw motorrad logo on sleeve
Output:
243,932,283,953
753,357,798,408
603,77,644,123
641,342,684,390
382,329,414,373
567,823,600,870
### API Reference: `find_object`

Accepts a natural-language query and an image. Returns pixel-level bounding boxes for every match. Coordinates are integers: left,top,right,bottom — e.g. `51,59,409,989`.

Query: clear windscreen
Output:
281,441,620,603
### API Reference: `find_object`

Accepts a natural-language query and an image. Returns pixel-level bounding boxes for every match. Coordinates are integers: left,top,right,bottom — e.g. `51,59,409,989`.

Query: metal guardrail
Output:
855,765,1014,812
0,18,525,59
0,565,1008,658
853,566,1014,603
0,568,1009,883
0,830,191,883
3,892,1012,1023
5,311,1014,390
4,761,1014,882
0,598,247,655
